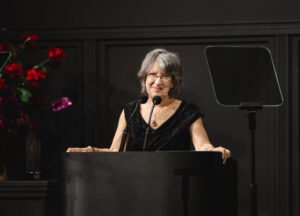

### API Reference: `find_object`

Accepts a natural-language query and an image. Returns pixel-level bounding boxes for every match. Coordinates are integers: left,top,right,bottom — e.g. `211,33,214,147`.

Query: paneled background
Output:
1,1,299,216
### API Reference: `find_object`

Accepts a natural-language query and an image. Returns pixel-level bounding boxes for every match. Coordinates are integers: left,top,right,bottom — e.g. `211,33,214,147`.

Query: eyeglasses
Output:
147,72,171,82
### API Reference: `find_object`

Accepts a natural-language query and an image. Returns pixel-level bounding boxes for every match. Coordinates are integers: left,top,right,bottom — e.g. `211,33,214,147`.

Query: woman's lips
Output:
152,87,163,91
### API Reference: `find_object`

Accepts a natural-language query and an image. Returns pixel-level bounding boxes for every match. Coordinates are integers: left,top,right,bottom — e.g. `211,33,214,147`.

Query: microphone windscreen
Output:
153,96,162,105
139,95,148,104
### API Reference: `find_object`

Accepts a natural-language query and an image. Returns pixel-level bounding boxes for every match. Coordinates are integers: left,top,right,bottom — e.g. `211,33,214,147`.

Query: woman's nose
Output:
154,76,163,84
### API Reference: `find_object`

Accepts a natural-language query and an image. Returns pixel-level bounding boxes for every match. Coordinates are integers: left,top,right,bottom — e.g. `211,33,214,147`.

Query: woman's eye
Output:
162,75,170,79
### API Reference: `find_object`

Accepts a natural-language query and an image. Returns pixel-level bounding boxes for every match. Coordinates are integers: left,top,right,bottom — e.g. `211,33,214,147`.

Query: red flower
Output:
47,47,66,66
21,34,38,47
4,62,23,79
26,68,46,87
0,79,7,89
0,42,11,52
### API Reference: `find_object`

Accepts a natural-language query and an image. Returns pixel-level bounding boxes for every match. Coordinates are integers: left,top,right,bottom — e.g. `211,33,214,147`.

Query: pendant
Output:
152,120,157,126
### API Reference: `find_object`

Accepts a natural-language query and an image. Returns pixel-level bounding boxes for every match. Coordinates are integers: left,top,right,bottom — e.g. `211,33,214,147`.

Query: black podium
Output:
62,152,237,216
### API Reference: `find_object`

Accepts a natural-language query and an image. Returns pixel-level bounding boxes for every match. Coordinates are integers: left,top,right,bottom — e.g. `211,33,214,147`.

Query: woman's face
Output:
144,61,173,99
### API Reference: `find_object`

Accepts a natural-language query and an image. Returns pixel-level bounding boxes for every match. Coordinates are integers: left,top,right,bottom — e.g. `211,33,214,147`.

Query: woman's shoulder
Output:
124,100,138,112
123,99,139,121
179,99,204,118
179,99,196,109
124,100,137,107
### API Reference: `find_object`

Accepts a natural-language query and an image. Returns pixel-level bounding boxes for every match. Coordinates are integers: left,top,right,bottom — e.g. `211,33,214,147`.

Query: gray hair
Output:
137,48,183,96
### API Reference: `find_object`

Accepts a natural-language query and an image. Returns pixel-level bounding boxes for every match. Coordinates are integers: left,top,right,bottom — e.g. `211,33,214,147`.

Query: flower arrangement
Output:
0,34,72,171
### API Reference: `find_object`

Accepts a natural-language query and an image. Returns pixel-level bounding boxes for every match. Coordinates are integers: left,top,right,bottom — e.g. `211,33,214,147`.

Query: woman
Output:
67,48,231,163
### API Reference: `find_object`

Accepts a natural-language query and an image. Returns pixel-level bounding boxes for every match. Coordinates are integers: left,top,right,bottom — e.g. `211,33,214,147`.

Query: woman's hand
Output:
210,146,231,164
66,146,117,152
189,118,231,164
66,146,95,152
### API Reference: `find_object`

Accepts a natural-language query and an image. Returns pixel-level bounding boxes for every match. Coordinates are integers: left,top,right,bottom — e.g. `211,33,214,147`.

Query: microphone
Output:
119,95,148,152
153,95,162,105
140,95,149,104
143,96,162,150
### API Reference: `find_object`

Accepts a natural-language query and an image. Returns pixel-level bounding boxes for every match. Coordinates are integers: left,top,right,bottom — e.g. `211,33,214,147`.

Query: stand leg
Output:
182,175,189,216
248,111,257,216
250,183,257,216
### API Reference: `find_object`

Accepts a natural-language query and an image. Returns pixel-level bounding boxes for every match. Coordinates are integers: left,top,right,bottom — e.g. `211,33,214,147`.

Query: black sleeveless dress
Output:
124,100,203,151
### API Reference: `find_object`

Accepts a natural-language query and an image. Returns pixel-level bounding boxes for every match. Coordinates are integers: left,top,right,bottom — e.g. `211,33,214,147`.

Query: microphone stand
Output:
240,102,262,216
119,128,130,152
143,96,162,150
119,95,148,152
142,104,155,150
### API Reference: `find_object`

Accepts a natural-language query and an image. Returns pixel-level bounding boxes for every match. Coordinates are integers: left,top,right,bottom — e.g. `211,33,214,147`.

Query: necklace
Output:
150,97,174,126
151,107,162,126
152,109,160,126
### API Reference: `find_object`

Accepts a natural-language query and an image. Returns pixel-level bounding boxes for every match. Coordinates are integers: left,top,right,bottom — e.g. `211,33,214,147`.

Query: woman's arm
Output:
66,110,127,152
189,117,231,164
66,146,111,152
109,110,127,152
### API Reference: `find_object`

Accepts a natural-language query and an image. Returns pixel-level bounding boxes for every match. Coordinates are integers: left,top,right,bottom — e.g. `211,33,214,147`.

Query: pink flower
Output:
51,97,72,112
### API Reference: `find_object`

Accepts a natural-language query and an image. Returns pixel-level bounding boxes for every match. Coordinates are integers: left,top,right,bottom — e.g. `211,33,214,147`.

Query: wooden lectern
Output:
62,152,237,216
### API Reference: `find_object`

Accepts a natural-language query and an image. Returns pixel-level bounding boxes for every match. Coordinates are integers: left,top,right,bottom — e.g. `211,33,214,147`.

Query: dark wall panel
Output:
4,0,300,29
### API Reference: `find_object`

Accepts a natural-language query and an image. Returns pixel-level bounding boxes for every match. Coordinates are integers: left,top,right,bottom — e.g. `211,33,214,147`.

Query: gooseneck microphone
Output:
119,95,148,152
143,96,162,150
